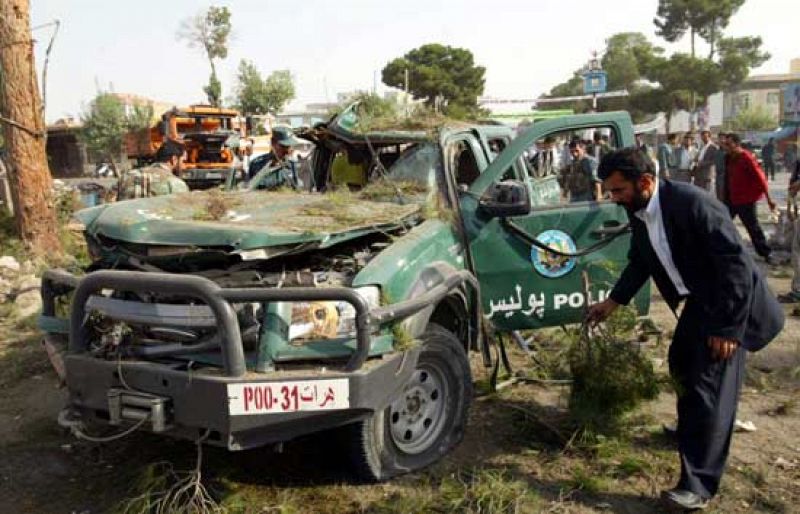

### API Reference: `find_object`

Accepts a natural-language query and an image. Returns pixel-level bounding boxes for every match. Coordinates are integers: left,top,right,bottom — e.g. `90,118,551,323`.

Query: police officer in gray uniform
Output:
247,126,303,190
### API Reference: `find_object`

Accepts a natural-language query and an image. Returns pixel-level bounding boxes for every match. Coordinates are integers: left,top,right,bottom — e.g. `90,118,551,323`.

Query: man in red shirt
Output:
724,133,777,263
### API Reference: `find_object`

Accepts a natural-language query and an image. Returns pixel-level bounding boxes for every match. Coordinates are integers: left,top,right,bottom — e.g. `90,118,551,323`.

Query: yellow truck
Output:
126,105,245,189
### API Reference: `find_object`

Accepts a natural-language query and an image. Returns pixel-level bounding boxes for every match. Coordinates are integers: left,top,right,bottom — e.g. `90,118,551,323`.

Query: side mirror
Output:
478,180,531,218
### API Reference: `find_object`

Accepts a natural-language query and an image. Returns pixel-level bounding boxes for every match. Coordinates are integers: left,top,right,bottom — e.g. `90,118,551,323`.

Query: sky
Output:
29,0,800,122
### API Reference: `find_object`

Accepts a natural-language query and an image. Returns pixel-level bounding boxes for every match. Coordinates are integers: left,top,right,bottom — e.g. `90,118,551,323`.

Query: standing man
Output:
693,130,719,193
246,125,304,190
116,140,189,201
785,143,798,177
762,138,776,180
590,131,611,161
530,136,558,177
657,133,678,180
778,160,800,303
674,133,695,183
725,133,777,263
558,140,601,202
635,132,649,154
588,149,784,511
715,133,729,202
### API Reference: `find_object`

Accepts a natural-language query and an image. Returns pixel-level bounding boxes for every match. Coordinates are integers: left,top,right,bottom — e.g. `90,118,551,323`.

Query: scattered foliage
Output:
192,188,242,221
567,306,661,434
391,324,418,351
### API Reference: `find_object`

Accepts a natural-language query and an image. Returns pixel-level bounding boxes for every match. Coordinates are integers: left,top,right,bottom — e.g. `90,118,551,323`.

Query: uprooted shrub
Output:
567,306,660,435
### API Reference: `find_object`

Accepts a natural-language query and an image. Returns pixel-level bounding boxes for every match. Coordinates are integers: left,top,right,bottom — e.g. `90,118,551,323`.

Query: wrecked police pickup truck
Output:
40,109,648,480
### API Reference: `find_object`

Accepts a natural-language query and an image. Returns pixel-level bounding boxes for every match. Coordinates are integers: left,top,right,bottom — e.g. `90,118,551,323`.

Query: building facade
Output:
723,58,800,127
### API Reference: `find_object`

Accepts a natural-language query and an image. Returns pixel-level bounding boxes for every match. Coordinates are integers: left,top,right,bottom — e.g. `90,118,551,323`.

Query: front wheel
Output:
346,323,472,481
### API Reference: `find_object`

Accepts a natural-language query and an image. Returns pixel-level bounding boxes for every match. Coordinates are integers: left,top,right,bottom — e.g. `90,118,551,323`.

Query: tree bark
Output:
0,0,62,255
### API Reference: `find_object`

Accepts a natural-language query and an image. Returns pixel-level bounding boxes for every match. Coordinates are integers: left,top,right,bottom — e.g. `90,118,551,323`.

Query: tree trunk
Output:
689,27,696,131
0,0,62,255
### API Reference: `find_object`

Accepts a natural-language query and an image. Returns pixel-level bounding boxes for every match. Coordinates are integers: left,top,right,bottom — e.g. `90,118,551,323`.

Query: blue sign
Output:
531,230,577,278
583,70,607,95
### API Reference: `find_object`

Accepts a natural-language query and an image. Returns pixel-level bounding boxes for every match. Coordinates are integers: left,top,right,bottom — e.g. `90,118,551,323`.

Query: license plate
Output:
204,172,222,179
227,379,349,415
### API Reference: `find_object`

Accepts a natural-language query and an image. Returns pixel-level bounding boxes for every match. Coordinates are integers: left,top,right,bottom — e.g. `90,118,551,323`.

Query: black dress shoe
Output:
661,489,709,511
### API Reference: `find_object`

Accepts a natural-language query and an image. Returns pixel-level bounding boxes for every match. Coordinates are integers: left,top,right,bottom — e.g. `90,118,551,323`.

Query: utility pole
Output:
0,0,62,255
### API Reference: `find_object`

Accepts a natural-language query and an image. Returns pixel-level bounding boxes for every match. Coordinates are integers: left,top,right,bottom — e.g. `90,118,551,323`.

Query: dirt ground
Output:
0,254,798,513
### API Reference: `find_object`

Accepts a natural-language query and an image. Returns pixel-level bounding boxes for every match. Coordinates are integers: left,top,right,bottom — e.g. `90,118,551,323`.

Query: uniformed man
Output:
246,125,303,190
116,139,189,201
559,139,601,202
657,133,678,180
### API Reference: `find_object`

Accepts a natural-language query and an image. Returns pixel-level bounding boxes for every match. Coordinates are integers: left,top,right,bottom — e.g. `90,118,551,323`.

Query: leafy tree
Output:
602,33,663,91
80,93,154,170
382,44,485,117
126,103,154,131
204,72,222,108
177,6,232,106
234,60,295,115
542,33,662,118
653,0,751,120
725,105,777,131
653,0,745,58
716,36,770,87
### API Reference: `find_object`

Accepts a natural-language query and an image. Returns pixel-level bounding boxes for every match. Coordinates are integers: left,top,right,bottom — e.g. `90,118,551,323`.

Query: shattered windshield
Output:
358,142,440,203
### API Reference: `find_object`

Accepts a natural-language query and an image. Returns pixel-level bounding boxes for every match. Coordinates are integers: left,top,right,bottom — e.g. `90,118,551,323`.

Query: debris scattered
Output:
734,419,757,433
774,457,796,470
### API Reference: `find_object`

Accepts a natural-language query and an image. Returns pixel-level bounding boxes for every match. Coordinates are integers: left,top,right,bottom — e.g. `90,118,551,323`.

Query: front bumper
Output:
181,167,241,190
41,268,477,447
65,348,420,450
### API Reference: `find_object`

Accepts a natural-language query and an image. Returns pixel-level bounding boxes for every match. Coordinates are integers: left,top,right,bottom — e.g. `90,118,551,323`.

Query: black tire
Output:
346,323,472,481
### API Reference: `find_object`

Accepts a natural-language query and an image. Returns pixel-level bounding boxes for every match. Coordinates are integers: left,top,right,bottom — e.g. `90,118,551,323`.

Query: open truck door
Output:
458,112,649,330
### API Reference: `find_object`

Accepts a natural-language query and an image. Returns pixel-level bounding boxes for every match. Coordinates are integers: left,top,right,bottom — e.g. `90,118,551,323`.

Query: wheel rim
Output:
388,362,449,455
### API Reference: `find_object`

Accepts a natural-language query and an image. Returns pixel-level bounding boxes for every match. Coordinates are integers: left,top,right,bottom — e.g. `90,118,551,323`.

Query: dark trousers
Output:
728,203,771,258
764,160,775,180
669,301,746,498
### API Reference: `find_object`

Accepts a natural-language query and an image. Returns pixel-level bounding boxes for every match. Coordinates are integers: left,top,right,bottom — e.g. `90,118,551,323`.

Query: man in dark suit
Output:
587,148,784,511
692,129,719,193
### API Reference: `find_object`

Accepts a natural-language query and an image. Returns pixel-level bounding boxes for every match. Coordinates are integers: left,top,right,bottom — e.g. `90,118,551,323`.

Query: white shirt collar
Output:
634,179,660,221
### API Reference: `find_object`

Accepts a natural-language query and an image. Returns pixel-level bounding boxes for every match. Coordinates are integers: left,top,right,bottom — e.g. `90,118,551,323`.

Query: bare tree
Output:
177,6,231,107
0,0,62,255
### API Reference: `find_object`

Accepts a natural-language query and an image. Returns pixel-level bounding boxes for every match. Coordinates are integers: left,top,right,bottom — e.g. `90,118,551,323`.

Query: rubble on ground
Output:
0,255,42,320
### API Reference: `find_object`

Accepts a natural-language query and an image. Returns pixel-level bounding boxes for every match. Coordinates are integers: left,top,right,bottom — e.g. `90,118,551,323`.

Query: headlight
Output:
287,286,381,341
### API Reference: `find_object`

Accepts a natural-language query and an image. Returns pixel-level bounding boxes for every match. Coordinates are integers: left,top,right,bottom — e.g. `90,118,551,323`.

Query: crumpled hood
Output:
77,190,420,252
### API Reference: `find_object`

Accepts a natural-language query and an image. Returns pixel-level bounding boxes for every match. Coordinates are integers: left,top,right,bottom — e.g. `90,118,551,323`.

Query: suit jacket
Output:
610,180,784,351
696,143,718,172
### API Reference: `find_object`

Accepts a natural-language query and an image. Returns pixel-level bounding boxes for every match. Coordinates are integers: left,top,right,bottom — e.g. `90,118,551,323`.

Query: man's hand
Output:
585,298,619,325
707,336,739,360
789,181,800,197
767,197,777,211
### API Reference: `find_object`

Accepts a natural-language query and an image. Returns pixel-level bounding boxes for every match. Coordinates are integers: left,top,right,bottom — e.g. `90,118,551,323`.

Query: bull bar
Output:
41,268,478,376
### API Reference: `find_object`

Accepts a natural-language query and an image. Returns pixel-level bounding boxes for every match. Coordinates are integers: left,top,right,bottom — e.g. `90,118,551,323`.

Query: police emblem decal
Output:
530,230,577,278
